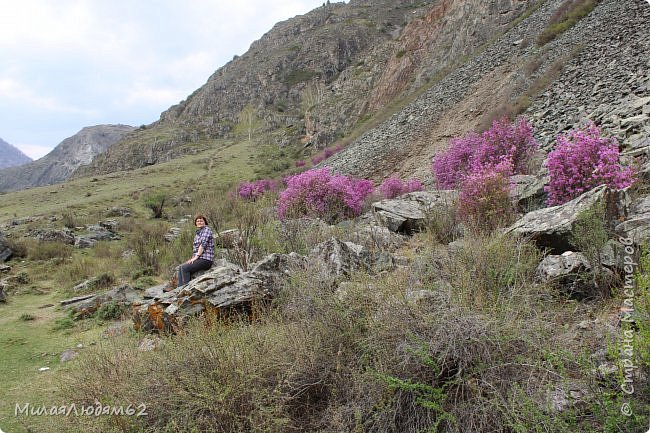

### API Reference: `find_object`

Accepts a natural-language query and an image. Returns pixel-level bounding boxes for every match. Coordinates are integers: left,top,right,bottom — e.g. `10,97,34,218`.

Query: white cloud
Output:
0,78,96,115
0,0,337,152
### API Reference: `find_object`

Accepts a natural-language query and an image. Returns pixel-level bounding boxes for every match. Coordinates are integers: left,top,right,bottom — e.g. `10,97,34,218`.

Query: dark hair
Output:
194,214,208,225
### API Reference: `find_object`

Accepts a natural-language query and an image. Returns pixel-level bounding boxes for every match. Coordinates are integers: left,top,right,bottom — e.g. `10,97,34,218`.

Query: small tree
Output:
236,104,264,143
143,191,168,218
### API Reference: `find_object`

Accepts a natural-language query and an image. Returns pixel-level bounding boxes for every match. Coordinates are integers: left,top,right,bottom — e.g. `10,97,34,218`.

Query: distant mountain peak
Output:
0,138,32,169
0,125,135,193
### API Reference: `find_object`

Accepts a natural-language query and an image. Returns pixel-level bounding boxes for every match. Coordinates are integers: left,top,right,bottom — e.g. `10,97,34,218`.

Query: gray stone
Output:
0,285,6,303
0,233,13,262
68,284,141,319
615,194,650,245
35,229,75,245
74,236,96,249
372,190,458,234
60,293,97,306
99,220,119,231
310,237,365,276
536,251,592,281
0,264,10,273
546,382,589,413
506,186,629,253
143,283,167,299
133,255,297,333
535,251,612,299
510,174,548,212
59,349,79,363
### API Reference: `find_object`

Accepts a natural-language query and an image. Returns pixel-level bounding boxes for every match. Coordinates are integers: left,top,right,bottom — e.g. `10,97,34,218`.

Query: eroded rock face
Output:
505,186,629,253
615,194,650,245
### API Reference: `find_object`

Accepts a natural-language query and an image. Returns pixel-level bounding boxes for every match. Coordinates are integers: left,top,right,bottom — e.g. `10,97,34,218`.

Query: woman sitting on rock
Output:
178,214,214,287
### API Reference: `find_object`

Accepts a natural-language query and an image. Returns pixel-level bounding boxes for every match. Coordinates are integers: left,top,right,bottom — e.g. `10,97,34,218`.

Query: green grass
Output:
0,292,105,433
537,0,598,46
0,138,258,223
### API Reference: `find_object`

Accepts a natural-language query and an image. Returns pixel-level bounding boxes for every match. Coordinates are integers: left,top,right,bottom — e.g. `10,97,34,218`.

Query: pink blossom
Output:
379,176,424,199
277,168,374,222
545,122,636,205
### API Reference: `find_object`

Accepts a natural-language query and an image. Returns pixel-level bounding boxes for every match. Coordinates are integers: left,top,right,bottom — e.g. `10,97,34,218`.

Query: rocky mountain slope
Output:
77,0,537,176
0,125,135,192
0,138,31,169
325,0,650,182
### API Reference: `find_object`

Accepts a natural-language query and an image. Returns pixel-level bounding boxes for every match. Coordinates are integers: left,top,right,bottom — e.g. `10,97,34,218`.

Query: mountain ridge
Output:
76,0,536,177
0,125,135,193
0,138,31,170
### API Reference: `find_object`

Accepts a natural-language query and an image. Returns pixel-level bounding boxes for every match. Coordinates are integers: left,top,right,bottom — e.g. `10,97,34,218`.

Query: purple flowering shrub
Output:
545,122,635,205
311,144,344,165
379,176,424,199
432,117,538,188
277,168,374,222
432,132,483,189
473,117,538,175
458,161,515,232
295,160,306,168
237,179,279,201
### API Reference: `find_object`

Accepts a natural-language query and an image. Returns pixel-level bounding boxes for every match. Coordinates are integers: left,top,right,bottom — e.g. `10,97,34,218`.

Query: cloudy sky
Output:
0,0,332,159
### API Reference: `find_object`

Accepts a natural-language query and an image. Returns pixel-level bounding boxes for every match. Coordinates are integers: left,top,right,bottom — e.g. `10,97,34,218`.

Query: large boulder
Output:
0,232,12,262
133,256,302,333
309,237,395,276
505,186,629,253
372,190,458,234
66,284,141,319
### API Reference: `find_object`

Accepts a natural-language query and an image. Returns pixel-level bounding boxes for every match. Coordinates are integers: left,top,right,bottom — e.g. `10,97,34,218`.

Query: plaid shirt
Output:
193,226,215,262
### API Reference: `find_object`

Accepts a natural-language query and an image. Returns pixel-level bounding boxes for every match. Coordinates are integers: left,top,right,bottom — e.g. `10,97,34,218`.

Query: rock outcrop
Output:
77,0,536,176
505,186,629,253
371,190,458,234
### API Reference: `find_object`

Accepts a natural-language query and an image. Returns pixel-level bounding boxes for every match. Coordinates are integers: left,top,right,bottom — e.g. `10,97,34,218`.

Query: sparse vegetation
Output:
537,0,599,46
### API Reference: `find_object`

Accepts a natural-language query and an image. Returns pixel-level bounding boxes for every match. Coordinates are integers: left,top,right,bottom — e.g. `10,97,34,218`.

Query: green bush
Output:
143,190,168,218
53,316,75,331
94,301,126,321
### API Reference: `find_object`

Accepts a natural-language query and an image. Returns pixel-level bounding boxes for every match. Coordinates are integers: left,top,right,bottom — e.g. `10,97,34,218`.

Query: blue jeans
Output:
178,258,212,286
